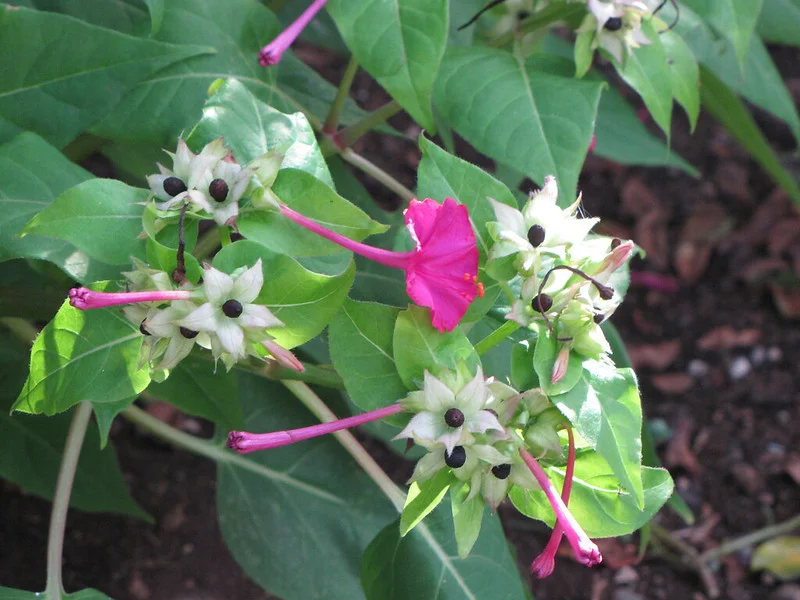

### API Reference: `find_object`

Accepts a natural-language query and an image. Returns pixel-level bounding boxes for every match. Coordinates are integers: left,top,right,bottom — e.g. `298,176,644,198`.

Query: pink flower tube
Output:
259,0,329,66
68,288,194,310
280,198,480,332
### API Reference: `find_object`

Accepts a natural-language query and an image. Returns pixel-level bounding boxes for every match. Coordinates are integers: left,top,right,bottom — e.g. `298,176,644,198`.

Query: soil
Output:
1,40,799,600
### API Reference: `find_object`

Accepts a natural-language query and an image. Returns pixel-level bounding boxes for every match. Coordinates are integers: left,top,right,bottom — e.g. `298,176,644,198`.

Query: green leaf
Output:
0,588,115,600
0,5,210,148
0,133,120,282
450,481,484,558
510,449,673,537
91,0,368,144
329,299,409,418
0,260,66,320
278,0,348,52
757,0,800,45
552,362,644,508
434,47,604,202
13,292,151,416
448,0,487,46
574,29,594,78
212,240,355,348
361,503,528,600
661,31,700,131
682,0,764,66
92,398,134,449
533,328,583,395
614,22,672,139
22,0,149,33
22,179,147,266
217,373,396,600
699,66,800,207
147,353,243,431
400,469,452,536
188,78,333,188
238,168,387,257
143,0,164,35
392,306,480,389
327,0,448,130
752,536,800,580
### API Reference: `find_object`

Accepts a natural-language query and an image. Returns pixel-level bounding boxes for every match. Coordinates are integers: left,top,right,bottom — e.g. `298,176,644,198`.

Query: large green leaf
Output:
0,133,121,282
0,5,209,148
681,0,764,66
0,260,66,320
188,78,333,188
238,168,387,257
757,0,800,45
329,299,409,416
217,373,396,600
327,0,448,130
22,0,149,33
212,240,355,348
393,306,480,390
0,588,114,600
660,31,700,131
21,179,147,266
434,48,604,201
147,352,243,431
510,449,672,537
361,503,528,600
91,0,368,145
552,362,644,509
13,293,151,416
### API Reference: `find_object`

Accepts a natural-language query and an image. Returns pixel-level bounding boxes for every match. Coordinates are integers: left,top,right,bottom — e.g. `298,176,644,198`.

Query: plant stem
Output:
45,401,93,599
193,226,220,260
333,100,402,149
219,226,232,247
323,56,360,135
474,320,520,355
699,514,800,563
280,380,406,510
238,359,345,389
0,317,38,346
339,148,415,203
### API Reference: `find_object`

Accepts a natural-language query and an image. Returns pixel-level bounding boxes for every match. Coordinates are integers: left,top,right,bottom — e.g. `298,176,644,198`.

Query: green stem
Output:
699,514,800,563
237,360,345,389
193,226,221,260
0,317,38,346
323,56,360,135
45,401,93,599
339,148,415,203
333,100,402,149
280,380,405,510
474,320,520,355
219,226,232,247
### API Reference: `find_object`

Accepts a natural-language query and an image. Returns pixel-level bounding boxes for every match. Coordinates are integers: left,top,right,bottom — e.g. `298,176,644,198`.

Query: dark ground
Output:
1,42,799,600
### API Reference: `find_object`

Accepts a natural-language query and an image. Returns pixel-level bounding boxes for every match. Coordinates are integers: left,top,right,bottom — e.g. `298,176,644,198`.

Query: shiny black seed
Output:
527,224,546,247
163,176,187,197
604,16,623,31
532,293,553,313
139,321,151,336
222,299,243,318
444,408,465,428
492,464,512,479
610,237,622,249
593,313,605,324
596,284,614,300
445,446,467,469
180,327,199,339
209,178,229,202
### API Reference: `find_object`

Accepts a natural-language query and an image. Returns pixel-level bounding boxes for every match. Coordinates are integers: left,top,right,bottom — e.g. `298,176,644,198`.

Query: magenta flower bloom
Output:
280,197,480,332
520,448,602,569
259,0,328,66
228,403,403,453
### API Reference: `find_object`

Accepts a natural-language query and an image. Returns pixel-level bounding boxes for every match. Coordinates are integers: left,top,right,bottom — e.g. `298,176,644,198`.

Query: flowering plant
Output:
0,0,796,599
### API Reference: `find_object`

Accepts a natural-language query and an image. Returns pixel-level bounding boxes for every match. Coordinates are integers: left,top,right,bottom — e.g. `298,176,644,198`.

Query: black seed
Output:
445,446,467,469
610,237,622,249
492,464,511,479
222,299,243,318
180,327,199,339
532,293,553,313
444,408,465,428
527,224,546,247
139,321,151,336
604,16,623,31
163,176,187,197
209,178,229,203
593,313,605,324
518,10,531,20
596,284,614,300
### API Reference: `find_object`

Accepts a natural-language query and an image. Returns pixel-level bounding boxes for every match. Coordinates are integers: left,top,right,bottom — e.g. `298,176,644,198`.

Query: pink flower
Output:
279,198,480,332
520,447,602,570
69,287,194,310
259,0,328,66
228,403,403,453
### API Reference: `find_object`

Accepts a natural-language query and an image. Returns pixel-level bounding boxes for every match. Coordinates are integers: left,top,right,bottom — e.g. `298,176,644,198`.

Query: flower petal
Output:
177,303,220,332
239,303,283,329
422,370,455,412
230,259,264,304
154,336,195,371
217,319,245,359
203,266,234,304
394,411,442,444
455,367,487,416
466,410,505,435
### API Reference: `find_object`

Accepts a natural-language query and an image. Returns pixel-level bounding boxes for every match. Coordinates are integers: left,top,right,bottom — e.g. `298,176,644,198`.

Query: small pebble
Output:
750,346,766,365
615,566,639,585
688,359,710,377
728,356,751,380
765,441,786,454
767,346,783,362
